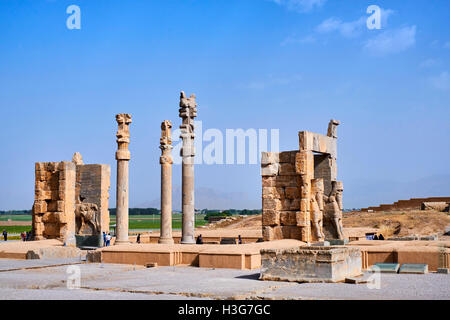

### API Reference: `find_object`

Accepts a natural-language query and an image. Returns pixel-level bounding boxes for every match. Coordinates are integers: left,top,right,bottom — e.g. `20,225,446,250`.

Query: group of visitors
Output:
102,232,112,246
20,231,32,241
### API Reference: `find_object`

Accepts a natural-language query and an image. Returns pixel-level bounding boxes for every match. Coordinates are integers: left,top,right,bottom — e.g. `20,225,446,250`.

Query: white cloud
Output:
316,17,366,38
364,25,416,56
429,72,450,91
419,58,441,68
271,0,326,13
380,9,395,28
315,8,394,38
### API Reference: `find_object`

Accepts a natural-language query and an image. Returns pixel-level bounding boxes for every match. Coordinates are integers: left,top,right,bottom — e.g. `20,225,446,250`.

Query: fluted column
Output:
179,91,197,244
159,120,174,244
114,113,132,245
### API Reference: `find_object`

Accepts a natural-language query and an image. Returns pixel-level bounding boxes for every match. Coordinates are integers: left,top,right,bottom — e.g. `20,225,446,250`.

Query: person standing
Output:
2,230,7,241
103,231,107,247
136,234,141,244
106,233,111,246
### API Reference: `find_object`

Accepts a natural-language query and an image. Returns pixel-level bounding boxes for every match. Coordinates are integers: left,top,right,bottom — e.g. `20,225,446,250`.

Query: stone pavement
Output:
0,259,449,300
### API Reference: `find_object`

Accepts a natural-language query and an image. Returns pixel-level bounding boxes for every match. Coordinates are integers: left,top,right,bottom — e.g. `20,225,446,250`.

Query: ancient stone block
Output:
36,189,52,201
280,211,297,226
261,152,279,165
262,187,280,199
33,201,47,214
296,211,309,227
47,200,64,212
42,212,59,223
279,151,292,163
260,246,362,283
261,163,279,177
285,187,300,200
300,198,309,212
262,210,280,226
263,226,273,241
295,151,314,178
282,199,300,211
262,176,276,187
279,163,296,176
263,198,282,211
274,176,297,187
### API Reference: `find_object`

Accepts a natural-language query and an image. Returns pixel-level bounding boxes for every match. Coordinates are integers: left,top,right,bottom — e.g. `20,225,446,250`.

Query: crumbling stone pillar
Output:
114,113,132,245
159,120,174,244
32,161,76,245
261,119,344,243
179,91,197,244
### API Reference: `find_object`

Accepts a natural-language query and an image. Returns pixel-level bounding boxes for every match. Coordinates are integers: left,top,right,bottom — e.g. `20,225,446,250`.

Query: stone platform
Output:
260,246,362,283
128,229,262,244
88,240,305,270
349,240,450,272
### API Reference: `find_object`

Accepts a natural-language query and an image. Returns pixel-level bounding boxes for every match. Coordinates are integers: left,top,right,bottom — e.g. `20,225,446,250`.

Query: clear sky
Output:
1,0,449,211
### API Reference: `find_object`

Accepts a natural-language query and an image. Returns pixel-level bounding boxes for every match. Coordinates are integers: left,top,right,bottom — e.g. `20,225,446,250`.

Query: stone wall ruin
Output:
261,120,344,243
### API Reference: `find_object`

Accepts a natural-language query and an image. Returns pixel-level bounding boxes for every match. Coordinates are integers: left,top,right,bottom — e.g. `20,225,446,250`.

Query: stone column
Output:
179,91,197,244
159,120,174,244
114,113,132,245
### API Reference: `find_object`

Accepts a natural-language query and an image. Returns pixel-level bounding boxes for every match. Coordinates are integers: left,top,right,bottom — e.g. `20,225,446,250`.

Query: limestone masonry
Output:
261,120,344,243
32,153,110,245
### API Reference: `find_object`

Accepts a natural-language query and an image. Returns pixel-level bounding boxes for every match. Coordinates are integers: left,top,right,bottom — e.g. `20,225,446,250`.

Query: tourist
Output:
106,233,111,246
238,235,242,244
196,234,203,244
373,234,379,240
378,234,385,240
2,230,7,241
137,234,141,244
103,231,106,247
20,232,25,241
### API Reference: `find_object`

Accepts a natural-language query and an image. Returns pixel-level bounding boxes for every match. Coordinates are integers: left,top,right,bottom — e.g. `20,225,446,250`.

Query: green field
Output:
0,214,208,233
0,215,32,221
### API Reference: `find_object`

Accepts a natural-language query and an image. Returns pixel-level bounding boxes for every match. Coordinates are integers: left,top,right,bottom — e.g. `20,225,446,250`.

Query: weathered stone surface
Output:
32,156,110,247
179,91,197,244
86,250,102,263
26,246,82,260
115,114,132,245
262,187,284,200
262,176,276,187
261,152,279,165
260,120,342,243
421,202,448,212
159,120,174,244
263,198,282,211
285,187,299,200
260,246,362,283
261,163,279,177
262,210,280,226
280,211,297,226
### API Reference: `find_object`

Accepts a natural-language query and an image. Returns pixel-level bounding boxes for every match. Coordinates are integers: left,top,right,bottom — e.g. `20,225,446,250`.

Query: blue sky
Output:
0,0,449,210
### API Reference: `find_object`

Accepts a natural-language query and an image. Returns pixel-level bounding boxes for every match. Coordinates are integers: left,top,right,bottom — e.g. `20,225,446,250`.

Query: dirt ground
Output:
343,210,449,238
203,210,450,239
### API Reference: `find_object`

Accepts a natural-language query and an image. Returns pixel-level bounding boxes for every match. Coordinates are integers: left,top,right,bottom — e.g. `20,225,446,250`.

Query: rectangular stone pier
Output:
260,246,362,283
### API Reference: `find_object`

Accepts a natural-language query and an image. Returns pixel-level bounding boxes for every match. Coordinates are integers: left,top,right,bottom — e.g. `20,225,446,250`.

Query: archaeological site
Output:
1,1,449,305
